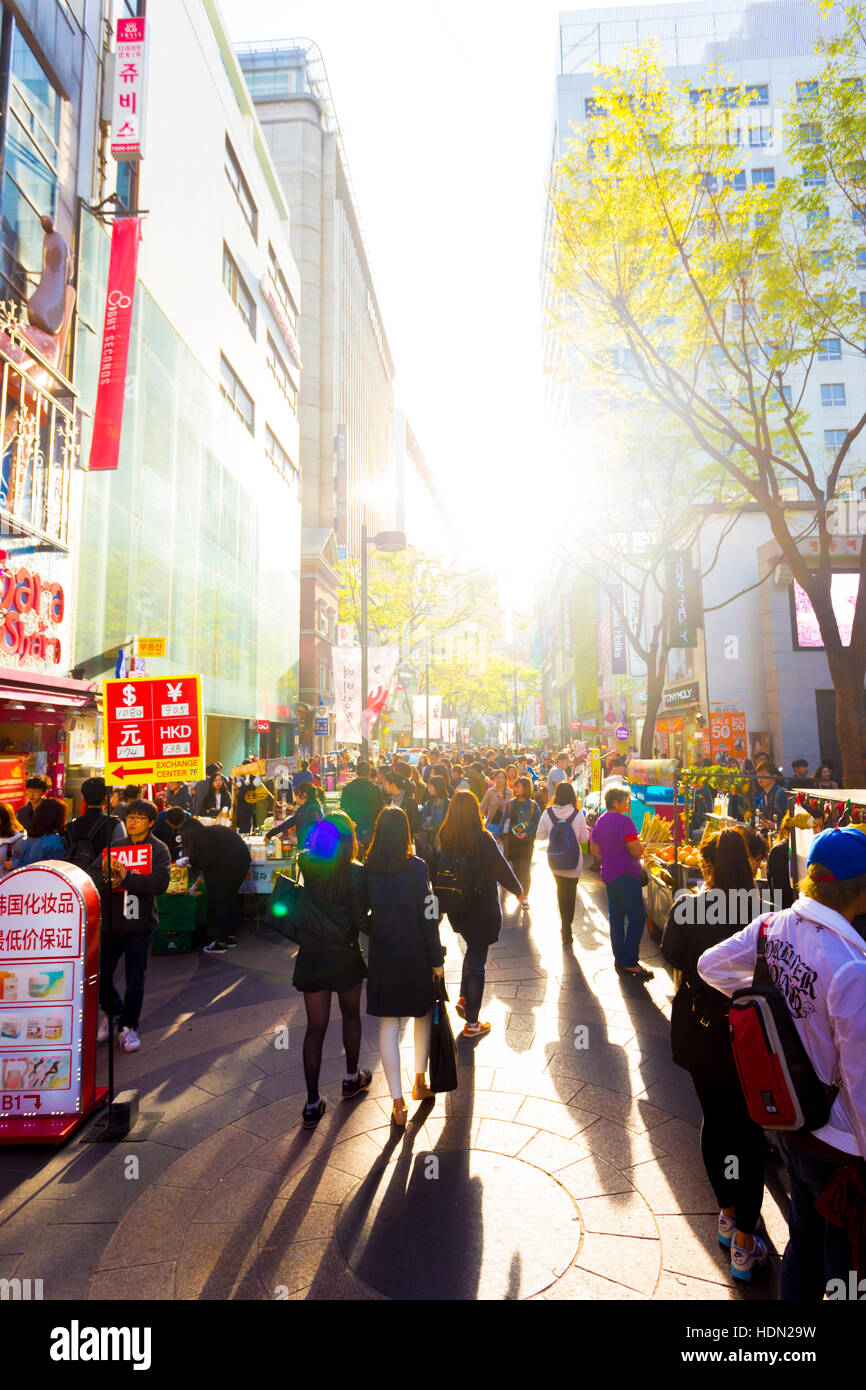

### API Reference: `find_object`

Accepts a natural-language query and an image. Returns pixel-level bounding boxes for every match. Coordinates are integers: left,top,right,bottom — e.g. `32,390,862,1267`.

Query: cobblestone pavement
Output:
0,857,789,1300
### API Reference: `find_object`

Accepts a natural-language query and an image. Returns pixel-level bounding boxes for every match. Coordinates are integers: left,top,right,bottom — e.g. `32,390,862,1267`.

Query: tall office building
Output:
541,0,860,769
236,40,396,559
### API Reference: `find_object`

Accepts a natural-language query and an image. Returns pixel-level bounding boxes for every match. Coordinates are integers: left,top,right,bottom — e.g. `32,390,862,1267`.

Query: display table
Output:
238,859,297,895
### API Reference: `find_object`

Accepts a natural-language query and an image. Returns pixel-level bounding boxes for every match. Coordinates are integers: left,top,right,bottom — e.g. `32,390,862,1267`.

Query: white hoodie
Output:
697,895,866,1157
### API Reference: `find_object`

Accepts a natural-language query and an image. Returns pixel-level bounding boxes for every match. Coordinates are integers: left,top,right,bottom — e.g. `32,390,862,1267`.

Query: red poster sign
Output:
88,217,141,472
709,710,748,762
0,757,26,810
101,844,152,879
103,674,204,784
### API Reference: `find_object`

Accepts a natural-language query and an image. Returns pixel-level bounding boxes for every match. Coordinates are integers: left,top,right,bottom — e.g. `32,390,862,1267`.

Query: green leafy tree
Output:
549,18,866,779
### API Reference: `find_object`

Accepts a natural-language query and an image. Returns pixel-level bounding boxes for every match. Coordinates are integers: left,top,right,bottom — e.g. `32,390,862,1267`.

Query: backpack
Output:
434,850,479,916
66,815,114,891
729,918,839,1131
546,809,581,872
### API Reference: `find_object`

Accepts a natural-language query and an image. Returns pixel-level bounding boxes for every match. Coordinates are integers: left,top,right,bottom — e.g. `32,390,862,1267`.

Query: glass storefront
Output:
72,210,301,765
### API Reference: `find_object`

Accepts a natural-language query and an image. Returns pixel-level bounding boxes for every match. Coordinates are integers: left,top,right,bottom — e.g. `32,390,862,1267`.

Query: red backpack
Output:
729,918,839,1131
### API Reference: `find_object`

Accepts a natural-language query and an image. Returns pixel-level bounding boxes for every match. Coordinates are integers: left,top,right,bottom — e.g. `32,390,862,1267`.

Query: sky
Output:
219,0,657,596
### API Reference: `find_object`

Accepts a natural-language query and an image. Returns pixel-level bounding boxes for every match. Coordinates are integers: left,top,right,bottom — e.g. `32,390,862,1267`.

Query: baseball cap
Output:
806,826,866,881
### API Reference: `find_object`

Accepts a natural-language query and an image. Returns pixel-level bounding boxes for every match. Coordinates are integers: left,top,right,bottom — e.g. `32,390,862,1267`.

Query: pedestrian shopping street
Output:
0,856,788,1301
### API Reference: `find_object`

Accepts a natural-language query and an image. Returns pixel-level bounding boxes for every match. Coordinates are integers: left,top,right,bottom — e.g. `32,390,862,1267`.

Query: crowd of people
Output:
3,739,864,1302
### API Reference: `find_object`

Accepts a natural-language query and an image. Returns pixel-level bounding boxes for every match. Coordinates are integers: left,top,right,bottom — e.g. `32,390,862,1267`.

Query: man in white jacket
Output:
698,826,866,1299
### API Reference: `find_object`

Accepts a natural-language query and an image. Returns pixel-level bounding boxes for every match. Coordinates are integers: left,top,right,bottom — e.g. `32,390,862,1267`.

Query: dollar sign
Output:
122,683,136,706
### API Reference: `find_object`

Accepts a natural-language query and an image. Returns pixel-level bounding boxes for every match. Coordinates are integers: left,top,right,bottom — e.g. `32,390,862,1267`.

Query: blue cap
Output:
806,826,866,881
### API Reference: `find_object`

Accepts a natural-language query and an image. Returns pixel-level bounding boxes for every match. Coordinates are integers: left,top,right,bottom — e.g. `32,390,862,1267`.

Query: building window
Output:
751,168,775,189
265,333,297,412
267,243,297,325
825,428,848,454
779,484,800,501
724,170,746,191
264,424,298,488
222,244,255,336
837,475,854,497
817,338,842,361
0,24,61,298
796,80,819,101
224,137,258,239
748,126,772,147
799,122,823,145
807,208,829,228
584,97,606,117
813,249,834,271
821,384,846,408
219,353,254,432
858,249,866,270
802,165,826,187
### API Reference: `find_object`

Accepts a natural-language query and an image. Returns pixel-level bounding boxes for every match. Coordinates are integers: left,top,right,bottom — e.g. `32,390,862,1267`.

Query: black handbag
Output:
428,975,459,1093
265,868,308,943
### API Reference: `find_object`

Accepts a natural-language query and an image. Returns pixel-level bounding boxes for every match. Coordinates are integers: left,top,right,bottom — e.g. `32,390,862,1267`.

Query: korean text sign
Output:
0,867,96,1118
103,674,204,785
111,17,147,160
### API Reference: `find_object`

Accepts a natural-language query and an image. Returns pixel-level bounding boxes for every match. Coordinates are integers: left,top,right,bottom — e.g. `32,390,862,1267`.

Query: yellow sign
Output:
103,674,204,787
590,749,602,794
138,638,165,658
231,760,266,778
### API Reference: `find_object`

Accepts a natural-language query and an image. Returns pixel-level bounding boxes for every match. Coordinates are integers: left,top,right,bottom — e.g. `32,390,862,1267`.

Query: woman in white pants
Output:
363,806,445,1126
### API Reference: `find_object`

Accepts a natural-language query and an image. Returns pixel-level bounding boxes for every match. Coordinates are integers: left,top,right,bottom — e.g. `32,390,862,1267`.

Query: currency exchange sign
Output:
103,675,204,786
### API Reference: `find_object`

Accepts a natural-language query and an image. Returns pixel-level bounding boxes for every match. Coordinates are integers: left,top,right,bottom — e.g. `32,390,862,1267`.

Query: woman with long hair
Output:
504,775,542,908
364,807,445,1126
479,769,509,848
0,801,24,871
417,774,449,871
661,828,767,1282
536,781,590,943
294,812,370,1127
435,790,527,1038
18,797,67,865
265,781,324,852
199,771,233,817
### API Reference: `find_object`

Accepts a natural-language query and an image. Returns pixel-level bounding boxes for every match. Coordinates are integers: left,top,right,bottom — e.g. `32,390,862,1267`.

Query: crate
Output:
155,891,207,937
152,929,194,956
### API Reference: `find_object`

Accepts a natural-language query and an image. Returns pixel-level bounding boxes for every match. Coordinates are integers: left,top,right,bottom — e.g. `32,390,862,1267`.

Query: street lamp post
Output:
360,522,406,761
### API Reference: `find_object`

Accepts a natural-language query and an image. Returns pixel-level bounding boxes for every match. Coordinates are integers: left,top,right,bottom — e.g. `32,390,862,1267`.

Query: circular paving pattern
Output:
336,1149,581,1300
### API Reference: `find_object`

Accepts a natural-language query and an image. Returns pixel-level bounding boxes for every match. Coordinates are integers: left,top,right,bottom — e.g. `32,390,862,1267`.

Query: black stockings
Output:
302,982,363,1103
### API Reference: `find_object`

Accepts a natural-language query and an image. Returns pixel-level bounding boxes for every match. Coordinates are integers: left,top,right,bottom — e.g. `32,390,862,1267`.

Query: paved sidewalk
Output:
0,859,788,1300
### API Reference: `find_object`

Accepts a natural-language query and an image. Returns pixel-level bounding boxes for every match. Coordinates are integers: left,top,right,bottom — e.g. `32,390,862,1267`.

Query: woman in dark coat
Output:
293,813,370,1128
364,807,445,1126
660,829,767,1280
435,790,527,1039
199,772,233,817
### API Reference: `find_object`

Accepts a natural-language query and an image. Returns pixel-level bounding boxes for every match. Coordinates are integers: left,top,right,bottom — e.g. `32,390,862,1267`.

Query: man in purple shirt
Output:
590,786,653,981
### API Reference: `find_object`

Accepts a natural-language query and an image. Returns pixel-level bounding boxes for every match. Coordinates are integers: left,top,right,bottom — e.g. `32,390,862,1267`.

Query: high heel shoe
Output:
391,1099,408,1127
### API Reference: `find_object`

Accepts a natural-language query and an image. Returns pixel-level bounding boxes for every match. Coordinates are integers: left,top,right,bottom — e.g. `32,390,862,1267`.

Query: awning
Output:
0,667,97,710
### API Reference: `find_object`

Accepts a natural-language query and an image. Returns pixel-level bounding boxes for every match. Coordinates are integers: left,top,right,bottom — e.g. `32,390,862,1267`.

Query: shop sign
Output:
569,719,581,731
250,720,270,733
0,757,26,809
615,724,629,741
103,675,204,785
610,584,627,674
0,864,100,1131
111,17,147,161
662,683,699,709
0,565,64,667
68,719,101,768
581,715,600,731
137,638,165,658
314,717,329,736
88,217,142,472
263,282,302,369
709,710,747,761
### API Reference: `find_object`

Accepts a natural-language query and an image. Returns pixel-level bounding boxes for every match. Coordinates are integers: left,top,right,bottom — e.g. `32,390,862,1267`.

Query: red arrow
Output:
112,765,155,780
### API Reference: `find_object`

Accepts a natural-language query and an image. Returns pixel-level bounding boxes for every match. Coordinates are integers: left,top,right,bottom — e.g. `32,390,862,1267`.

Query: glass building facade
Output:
73,210,301,769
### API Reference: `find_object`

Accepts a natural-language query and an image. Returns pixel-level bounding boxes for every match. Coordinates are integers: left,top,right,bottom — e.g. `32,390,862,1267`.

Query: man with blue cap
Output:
699,825,866,1297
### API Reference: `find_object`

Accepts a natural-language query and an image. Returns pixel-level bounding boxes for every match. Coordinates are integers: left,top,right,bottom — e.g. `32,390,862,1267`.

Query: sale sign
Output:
101,844,152,880
103,674,204,785
709,710,748,763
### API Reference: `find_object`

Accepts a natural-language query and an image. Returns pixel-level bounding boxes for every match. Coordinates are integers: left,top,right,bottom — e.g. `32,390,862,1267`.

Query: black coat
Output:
108,832,172,938
188,825,251,896
661,889,757,1082
294,859,368,992
445,830,523,948
365,856,444,1017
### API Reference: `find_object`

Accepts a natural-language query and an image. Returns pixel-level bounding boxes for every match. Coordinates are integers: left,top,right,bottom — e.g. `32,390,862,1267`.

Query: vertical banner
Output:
88,217,141,472
111,17,147,160
412,695,428,740
610,584,627,674
666,550,700,648
362,646,399,739
333,647,362,744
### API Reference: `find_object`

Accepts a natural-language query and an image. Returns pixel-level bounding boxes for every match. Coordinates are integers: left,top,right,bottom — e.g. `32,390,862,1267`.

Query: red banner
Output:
87,217,141,472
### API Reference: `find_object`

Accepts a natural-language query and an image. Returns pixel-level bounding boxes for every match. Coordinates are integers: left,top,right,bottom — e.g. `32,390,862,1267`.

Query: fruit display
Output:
676,845,703,871
640,813,673,846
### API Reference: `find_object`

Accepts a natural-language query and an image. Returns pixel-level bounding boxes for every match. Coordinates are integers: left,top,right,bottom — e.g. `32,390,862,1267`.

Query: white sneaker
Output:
118,1027,140,1052
97,1014,117,1043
